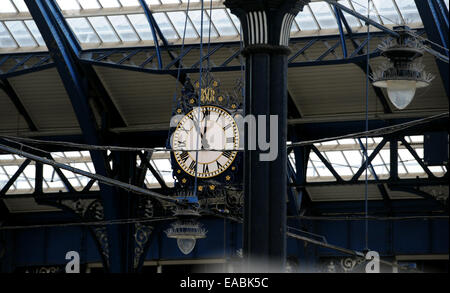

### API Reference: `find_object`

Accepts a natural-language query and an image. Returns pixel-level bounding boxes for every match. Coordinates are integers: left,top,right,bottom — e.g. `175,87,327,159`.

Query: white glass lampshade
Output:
386,80,417,110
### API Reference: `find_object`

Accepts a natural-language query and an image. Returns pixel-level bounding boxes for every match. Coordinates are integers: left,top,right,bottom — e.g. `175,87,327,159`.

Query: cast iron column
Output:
224,0,309,272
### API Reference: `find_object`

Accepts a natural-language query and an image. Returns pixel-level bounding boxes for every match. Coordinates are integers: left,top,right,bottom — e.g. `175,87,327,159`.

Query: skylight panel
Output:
226,9,241,30
295,5,319,31
152,12,179,40
394,0,421,23
5,21,36,47
56,0,81,11
145,0,161,5
379,149,390,166
88,16,120,43
166,11,197,38
24,20,45,46
127,14,154,40
325,151,353,176
0,155,15,161
15,174,33,190
0,171,10,191
338,138,357,145
43,165,65,190
208,9,238,36
309,153,334,178
369,150,389,175
108,15,140,42
398,149,424,174
337,0,362,27
188,10,218,38
99,0,121,8
309,2,338,29
373,0,401,25
350,0,380,22
119,0,140,6
22,165,35,188
67,17,100,43
342,150,362,173
160,0,181,4
78,0,102,9
0,0,17,13
12,0,28,12
0,22,17,48
153,159,174,181
409,135,423,143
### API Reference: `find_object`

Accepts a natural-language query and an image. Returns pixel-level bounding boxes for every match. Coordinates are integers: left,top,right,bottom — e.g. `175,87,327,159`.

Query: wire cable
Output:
363,0,370,252
193,0,206,198
171,0,191,107
0,216,175,231
288,215,449,221
0,112,447,153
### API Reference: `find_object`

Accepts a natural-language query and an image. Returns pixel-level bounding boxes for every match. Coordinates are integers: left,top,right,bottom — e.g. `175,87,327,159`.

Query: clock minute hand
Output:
201,120,211,150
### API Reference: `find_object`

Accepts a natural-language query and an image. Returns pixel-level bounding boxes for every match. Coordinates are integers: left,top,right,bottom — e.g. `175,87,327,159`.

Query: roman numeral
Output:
177,141,186,148
189,161,197,170
203,164,209,173
223,151,233,159
223,124,232,131
216,161,222,170
202,107,210,118
180,152,189,163
226,137,235,144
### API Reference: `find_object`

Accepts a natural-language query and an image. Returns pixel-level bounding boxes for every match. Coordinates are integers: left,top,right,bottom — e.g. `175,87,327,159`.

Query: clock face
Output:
172,106,239,178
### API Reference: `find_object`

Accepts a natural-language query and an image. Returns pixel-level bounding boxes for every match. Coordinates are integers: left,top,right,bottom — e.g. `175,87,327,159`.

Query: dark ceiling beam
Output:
25,0,124,272
332,6,393,114
139,0,164,69
414,0,449,99
287,90,302,119
47,2,126,129
0,79,38,131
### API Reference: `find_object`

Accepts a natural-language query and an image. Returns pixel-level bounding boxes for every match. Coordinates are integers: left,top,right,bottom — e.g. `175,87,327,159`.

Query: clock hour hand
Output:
201,119,211,150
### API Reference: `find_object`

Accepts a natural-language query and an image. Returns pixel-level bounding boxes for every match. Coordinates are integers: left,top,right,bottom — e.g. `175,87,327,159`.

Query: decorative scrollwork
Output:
92,226,109,267
133,223,153,269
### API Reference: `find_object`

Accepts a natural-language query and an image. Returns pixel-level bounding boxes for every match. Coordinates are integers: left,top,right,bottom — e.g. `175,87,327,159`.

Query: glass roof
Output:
1,136,447,194
0,0,438,51
0,151,173,194
288,135,447,182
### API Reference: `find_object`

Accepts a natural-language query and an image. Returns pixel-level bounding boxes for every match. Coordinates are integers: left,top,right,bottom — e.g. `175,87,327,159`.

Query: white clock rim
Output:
172,105,240,179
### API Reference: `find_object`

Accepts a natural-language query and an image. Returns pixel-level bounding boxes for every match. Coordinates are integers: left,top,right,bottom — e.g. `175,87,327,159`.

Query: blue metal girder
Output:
138,0,164,69
24,0,123,272
328,1,400,38
1,30,426,80
1,210,447,272
47,1,126,129
414,0,449,98
311,145,344,183
334,5,348,59
78,33,386,75
332,7,392,113
357,138,392,213
0,53,54,79
0,79,38,131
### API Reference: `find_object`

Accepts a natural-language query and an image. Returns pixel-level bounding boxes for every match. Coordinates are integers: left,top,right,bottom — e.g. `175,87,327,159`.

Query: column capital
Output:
224,0,309,51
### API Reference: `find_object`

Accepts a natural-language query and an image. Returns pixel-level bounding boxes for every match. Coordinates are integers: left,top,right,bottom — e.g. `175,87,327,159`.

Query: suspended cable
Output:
193,0,206,198
286,231,422,272
288,215,449,221
364,0,370,252
0,216,175,231
0,112,447,153
171,0,191,107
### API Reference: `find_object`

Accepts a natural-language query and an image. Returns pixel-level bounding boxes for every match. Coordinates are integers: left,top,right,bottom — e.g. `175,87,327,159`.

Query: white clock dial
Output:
172,106,239,178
